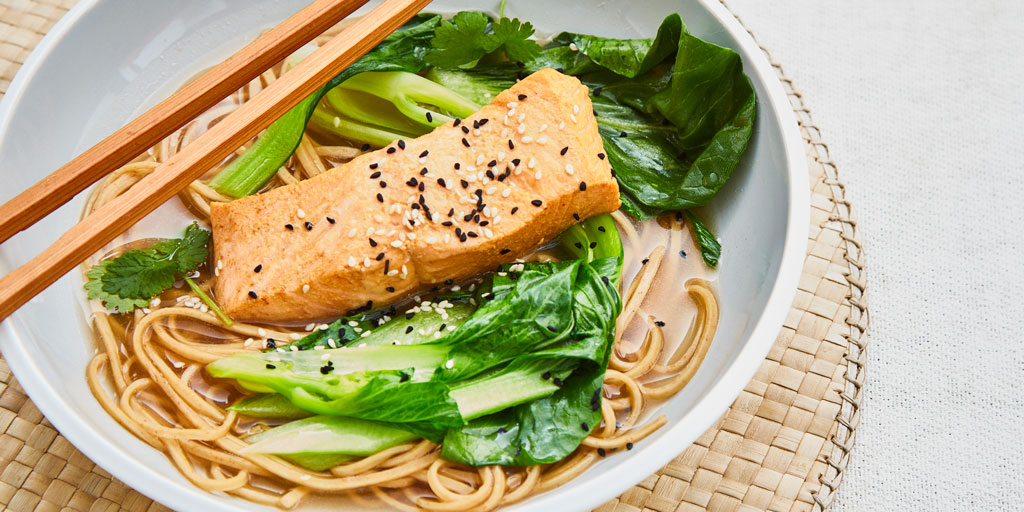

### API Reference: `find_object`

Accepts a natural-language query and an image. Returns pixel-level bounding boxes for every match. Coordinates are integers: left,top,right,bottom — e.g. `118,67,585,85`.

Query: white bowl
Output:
0,1,807,510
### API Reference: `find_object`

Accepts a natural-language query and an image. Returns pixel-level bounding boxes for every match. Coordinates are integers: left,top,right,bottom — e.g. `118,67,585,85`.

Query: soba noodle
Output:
81,35,720,510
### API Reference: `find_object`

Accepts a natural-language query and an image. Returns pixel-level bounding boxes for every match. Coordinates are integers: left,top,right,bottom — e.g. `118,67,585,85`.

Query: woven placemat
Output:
0,2,869,511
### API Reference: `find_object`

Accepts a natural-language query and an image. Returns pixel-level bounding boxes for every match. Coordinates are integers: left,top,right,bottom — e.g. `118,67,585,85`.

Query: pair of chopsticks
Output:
0,0,432,321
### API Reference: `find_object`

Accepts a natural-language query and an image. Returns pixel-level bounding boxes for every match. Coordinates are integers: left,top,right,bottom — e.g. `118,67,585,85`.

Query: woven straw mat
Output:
0,1,869,511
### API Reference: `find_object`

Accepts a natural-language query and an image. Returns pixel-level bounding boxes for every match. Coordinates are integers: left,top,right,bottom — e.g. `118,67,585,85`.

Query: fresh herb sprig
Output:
85,223,222,316
424,12,541,69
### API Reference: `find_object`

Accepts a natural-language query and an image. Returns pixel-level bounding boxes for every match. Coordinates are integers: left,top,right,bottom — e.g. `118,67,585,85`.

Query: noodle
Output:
81,53,721,511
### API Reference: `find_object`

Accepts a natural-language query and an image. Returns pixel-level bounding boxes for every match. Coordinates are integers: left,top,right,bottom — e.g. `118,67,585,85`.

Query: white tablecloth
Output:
726,0,1024,509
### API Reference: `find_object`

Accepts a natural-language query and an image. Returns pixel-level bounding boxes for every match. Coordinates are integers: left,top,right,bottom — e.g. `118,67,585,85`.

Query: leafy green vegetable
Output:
208,15,443,197
228,393,313,420
85,223,211,313
686,211,721,268
424,12,541,69
243,415,416,471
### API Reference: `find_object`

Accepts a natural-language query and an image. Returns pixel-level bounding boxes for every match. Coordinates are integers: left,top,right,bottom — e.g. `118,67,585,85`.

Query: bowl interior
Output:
0,1,806,510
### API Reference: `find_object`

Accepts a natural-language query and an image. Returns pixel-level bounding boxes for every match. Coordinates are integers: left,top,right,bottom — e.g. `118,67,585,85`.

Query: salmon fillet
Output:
211,68,620,322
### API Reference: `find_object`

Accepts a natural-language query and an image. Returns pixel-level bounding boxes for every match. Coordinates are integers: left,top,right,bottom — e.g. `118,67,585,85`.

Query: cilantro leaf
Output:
85,223,211,313
491,17,541,63
425,12,497,69
425,12,542,69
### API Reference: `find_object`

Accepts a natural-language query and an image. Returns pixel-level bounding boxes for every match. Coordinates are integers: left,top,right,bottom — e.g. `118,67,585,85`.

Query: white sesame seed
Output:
573,104,580,114
445,359,455,369
348,256,357,267
419,157,427,164
388,269,399,276
501,128,509,137
535,171,543,180
476,155,485,165
216,259,223,270
497,151,505,161
528,158,536,169
522,136,533,143
517,124,526,134
391,240,403,248
484,228,494,238
565,163,575,175
302,284,310,293
569,42,579,51
361,331,372,338
320,353,331,361
444,233,451,243
514,167,523,175
538,136,548,144
305,323,316,331
348,228,358,238
434,331,442,339
258,328,268,337
494,215,502,224
300,475,311,481
506,102,518,109
290,333,301,340
319,323,330,331
486,186,497,195
141,308,151,314
518,113,526,123
570,113,577,123
498,272,508,277
328,339,338,348
333,116,341,127
539,123,547,132
502,188,512,198
473,129,481,136
297,209,305,219
373,215,384,223
559,121,566,130
408,232,417,240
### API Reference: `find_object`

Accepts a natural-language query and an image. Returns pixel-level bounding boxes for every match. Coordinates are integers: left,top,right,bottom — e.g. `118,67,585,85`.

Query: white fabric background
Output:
725,0,1024,509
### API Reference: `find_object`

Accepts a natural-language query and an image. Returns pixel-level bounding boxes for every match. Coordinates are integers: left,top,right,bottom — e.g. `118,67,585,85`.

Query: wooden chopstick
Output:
0,0,432,321
0,0,369,245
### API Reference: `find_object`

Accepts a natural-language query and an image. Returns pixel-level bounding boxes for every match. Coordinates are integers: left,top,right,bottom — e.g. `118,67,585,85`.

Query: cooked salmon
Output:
211,68,620,322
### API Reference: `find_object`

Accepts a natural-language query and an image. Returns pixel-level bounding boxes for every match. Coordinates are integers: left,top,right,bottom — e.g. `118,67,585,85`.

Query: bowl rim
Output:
0,1,809,510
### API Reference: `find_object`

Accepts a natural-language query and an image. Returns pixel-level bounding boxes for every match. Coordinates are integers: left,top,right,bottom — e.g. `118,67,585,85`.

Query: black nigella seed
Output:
420,168,428,175
361,143,371,151
412,203,420,210
405,325,414,334
459,234,468,242
386,286,395,292
581,422,590,432
641,258,649,265
598,226,605,232
593,87,603,96
460,180,469,189
397,140,405,150
370,171,381,179
419,150,429,158
517,93,527,100
369,238,377,247
467,231,478,238
253,264,262,273
573,213,581,221
327,217,336,224
508,140,515,150
512,158,521,166
369,163,378,170
602,276,610,285
384,260,390,274
626,442,634,450
266,339,276,349
444,279,454,285
320,365,333,375
376,252,385,261
479,118,489,126
442,221,453,227
379,181,387,188
454,163,461,170
479,221,489,226
472,119,479,129
425,112,433,122
597,448,606,457
439,323,447,331
511,207,519,215
531,199,543,207
461,125,470,134
407,177,417,187
542,371,551,380
483,293,495,300
619,131,627,138
574,242,583,249
488,159,497,168
453,118,461,127
400,373,410,382
553,377,563,386
305,221,313,231
579,181,587,191
598,152,606,160
376,193,384,203
655,320,666,327
676,212,684,222
486,170,495,179
437,178,446,187
285,224,294,230
500,248,511,254
387,147,396,154
589,241,597,249
248,291,258,299
406,312,415,320
560,146,569,156
547,325,558,333
266,363,276,370
497,427,508,434
418,182,425,192
462,138,471,147
679,250,687,258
